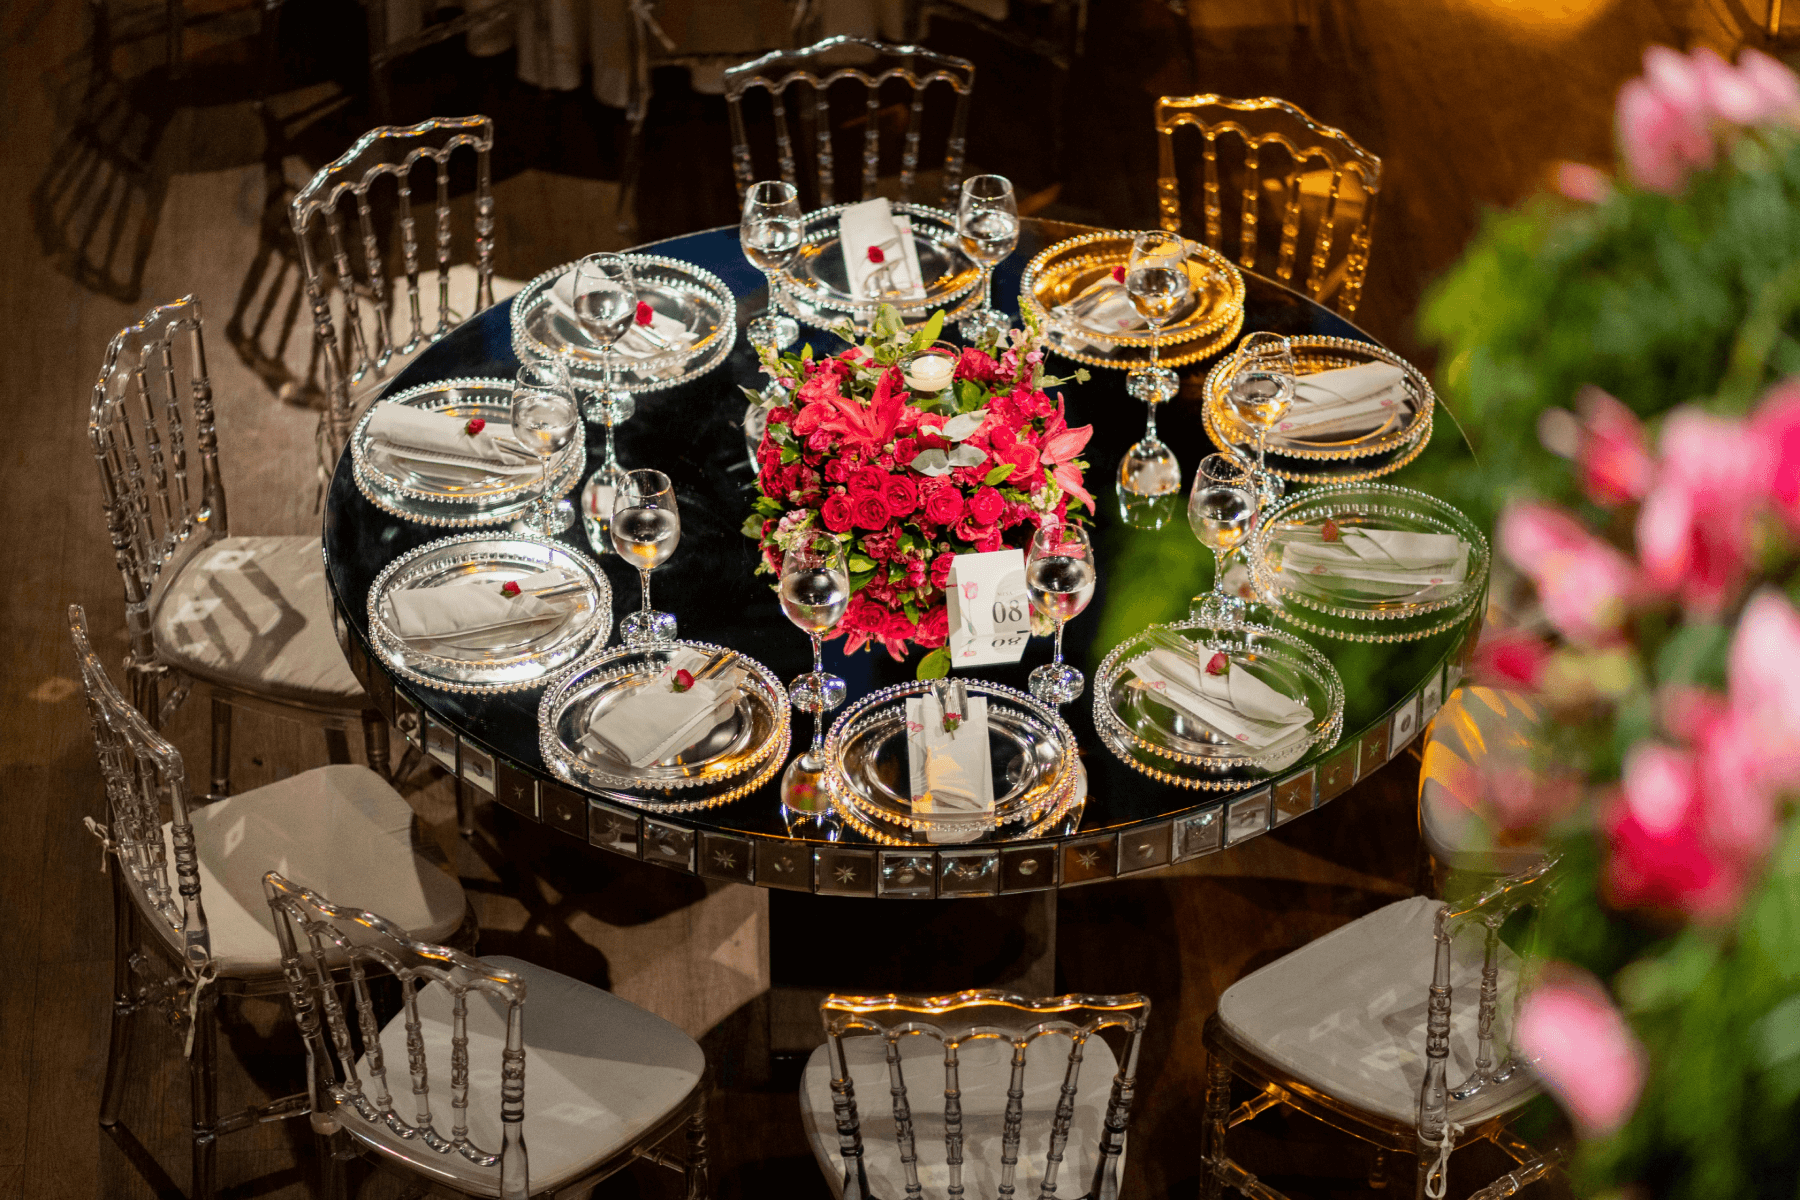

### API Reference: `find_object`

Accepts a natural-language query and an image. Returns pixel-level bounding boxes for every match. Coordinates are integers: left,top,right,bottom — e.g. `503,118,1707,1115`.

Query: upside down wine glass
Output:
610,469,680,646
1119,231,1191,505
741,180,803,351
570,253,637,486
956,174,1019,345
1188,453,1258,623
1229,331,1296,504
1026,521,1097,705
509,361,579,535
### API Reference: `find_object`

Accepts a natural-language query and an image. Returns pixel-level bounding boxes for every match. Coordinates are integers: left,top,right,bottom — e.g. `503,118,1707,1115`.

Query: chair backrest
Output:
724,36,975,210
264,871,530,1200
289,114,496,461
90,295,227,667
69,604,211,971
821,988,1150,1200
1155,94,1382,317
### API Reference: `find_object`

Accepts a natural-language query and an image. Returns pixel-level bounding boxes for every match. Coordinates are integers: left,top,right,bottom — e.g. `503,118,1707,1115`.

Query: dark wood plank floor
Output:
0,1,1767,1196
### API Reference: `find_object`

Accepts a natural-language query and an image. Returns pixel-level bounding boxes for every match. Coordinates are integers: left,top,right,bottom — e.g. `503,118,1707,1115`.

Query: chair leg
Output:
1200,1053,1230,1200
99,882,137,1128
323,726,353,765
684,1096,710,1200
360,711,391,778
189,990,220,1200
318,1127,350,1200
209,698,233,798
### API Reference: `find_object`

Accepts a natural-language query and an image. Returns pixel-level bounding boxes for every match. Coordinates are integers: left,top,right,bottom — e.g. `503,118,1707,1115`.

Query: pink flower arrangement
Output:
1616,45,1800,194
746,307,1092,661
1514,968,1647,1140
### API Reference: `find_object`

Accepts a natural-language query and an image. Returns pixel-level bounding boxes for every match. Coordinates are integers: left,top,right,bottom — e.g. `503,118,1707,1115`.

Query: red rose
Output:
849,465,888,494
922,483,964,526
1111,264,1125,283
1206,652,1230,677
500,580,520,598
932,552,955,588
918,606,949,646
976,527,1004,553
635,301,654,325
822,458,851,484
968,486,1005,526
882,474,919,517
866,245,886,264
894,437,920,465
955,347,1003,384
1321,518,1341,542
821,493,856,532
954,515,994,544
851,490,893,530
464,417,486,436
670,668,695,692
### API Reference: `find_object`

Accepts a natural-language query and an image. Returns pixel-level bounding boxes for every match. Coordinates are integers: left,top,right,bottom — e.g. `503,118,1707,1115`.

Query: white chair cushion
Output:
799,1030,1123,1199
155,765,466,976
1217,895,1537,1128
349,955,705,1198
151,535,365,710
1419,687,1548,875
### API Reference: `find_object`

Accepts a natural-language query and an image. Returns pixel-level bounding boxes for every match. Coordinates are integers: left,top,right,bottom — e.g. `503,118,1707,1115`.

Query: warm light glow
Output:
1441,0,1615,40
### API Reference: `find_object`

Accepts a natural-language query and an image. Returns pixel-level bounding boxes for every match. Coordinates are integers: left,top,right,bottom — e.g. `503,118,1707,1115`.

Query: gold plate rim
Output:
1017,230,1248,350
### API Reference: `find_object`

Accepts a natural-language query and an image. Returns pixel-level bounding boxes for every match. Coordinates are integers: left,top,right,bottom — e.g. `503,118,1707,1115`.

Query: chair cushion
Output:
799,1029,1123,1199
1217,895,1537,1128
152,535,365,710
1419,687,1548,875
349,955,705,1197
155,764,466,976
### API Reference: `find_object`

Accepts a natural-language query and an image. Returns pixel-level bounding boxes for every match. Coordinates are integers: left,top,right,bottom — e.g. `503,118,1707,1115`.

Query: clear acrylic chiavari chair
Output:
89,294,390,798
1155,95,1382,319
70,604,469,1200
289,114,503,474
723,35,976,211
1200,860,1562,1200
264,872,711,1200
800,989,1151,1200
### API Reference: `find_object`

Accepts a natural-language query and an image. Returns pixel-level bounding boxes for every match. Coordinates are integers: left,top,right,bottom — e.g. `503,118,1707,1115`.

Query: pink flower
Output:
1617,49,1715,193
931,552,954,588
1497,502,1638,643
1605,743,1746,918
968,486,1005,526
1514,969,1646,1140
1554,162,1612,204
1735,48,1800,123
1635,407,1774,613
1576,387,1653,506
1752,380,1800,533
1038,399,1096,512
1726,588,1800,791
820,493,854,533
1470,629,1551,690
1694,46,1800,126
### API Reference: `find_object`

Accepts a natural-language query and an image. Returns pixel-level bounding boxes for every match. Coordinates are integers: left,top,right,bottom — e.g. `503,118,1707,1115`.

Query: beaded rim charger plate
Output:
510,255,737,394
772,201,981,327
820,680,1082,845
351,378,585,528
1093,618,1344,789
538,640,790,810
366,532,612,695
1247,483,1490,643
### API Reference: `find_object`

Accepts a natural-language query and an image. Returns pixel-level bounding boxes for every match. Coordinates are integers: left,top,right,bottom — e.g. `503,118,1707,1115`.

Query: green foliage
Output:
915,646,951,680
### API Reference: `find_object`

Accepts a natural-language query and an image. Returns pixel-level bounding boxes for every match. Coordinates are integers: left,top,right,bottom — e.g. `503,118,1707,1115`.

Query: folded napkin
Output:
1273,362,1411,439
366,403,541,479
580,648,744,769
382,569,576,645
1126,645,1313,750
907,690,993,843
547,271,695,359
1052,277,1146,335
840,197,927,302
1278,526,1469,598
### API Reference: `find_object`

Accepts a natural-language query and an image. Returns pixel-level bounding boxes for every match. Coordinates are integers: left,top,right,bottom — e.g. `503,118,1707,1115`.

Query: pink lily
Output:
1038,399,1095,511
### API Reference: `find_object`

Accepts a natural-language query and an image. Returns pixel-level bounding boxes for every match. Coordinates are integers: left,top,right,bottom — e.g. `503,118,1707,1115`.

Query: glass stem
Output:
811,709,825,760
604,422,619,472
1052,619,1065,666
810,632,823,676
982,268,994,315
1148,323,1161,370
1256,427,1268,476
639,568,652,614
537,458,550,522
1144,401,1159,444
1214,548,1232,599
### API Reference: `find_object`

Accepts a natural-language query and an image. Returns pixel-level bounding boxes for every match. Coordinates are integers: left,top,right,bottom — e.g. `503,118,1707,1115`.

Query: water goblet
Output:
1189,461,1258,626
1119,231,1191,503
1188,453,1259,622
741,180,803,351
956,174,1019,345
509,361,579,535
610,469,680,646
1026,521,1097,705
1230,331,1297,503
569,253,638,467
777,540,851,811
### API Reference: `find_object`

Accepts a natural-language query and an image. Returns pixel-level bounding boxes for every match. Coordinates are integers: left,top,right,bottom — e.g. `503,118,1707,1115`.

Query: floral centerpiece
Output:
1423,45,1800,1199
743,307,1093,678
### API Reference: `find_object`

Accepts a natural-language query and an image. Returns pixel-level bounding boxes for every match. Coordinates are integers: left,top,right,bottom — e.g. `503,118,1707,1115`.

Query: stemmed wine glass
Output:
778,540,851,811
509,360,579,535
1189,454,1259,625
741,180,803,351
956,174,1019,344
610,469,681,646
1118,231,1191,505
1229,332,1297,503
569,253,638,479
1026,521,1097,705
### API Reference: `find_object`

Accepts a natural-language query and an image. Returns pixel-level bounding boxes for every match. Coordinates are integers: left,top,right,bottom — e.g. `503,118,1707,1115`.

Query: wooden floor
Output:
0,1,1770,1196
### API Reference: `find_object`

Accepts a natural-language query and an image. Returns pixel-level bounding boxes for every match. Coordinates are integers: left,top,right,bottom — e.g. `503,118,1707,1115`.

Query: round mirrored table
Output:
323,216,1479,900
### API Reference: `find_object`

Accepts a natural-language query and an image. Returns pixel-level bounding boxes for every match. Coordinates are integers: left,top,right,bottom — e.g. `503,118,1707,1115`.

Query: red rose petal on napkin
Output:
866,246,886,264
500,580,520,598
1321,518,1341,542
1111,265,1125,283
635,301,654,325
464,417,486,436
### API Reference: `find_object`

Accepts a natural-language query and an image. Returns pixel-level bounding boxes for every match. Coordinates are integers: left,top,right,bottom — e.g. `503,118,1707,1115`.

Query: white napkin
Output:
547,270,695,359
839,198,927,301
580,648,743,769
1278,527,1469,598
1052,278,1145,335
366,403,541,479
382,569,575,645
1126,645,1313,750
907,691,993,843
1275,362,1411,439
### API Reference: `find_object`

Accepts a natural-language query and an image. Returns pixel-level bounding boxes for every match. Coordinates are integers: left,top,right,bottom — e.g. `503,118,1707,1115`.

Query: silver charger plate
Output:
366,532,612,695
770,201,982,332
538,640,790,811
510,256,737,394
351,377,586,528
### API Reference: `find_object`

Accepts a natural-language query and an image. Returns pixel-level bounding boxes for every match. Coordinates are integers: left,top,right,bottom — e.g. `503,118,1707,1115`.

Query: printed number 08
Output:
992,600,1024,625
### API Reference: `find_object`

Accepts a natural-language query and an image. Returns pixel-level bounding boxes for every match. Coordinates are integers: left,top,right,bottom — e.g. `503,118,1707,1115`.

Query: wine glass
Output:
1189,453,1259,622
956,174,1018,344
741,180,803,351
1118,231,1191,503
569,253,638,483
610,469,681,646
1230,331,1297,503
777,540,851,811
1026,521,1096,705
1189,457,1258,626
509,361,579,535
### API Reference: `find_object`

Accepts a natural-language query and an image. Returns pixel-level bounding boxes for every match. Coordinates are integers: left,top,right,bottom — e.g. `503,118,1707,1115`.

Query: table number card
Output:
946,549,1031,668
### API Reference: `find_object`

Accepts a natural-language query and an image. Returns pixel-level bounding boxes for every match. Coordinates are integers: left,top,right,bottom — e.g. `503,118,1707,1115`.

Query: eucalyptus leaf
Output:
947,444,986,468
911,448,951,476
941,409,987,440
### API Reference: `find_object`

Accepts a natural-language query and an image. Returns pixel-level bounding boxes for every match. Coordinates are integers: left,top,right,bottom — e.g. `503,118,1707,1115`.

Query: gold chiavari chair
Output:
1155,95,1381,319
